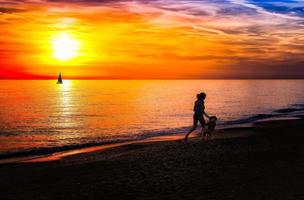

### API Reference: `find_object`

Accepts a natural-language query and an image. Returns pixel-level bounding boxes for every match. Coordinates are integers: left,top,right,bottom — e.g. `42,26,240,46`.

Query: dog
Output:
203,116,217,139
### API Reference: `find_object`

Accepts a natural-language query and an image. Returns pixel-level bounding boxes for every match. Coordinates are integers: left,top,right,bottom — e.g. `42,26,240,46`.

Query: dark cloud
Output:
161,54,244,61
204,59,304,79
217,6,257,16
47,0,114,2
0,7,25,13
46,0,135,3
0,0,33,4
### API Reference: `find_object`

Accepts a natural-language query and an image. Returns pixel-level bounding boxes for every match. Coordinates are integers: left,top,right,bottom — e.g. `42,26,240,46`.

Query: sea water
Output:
0,80,304,156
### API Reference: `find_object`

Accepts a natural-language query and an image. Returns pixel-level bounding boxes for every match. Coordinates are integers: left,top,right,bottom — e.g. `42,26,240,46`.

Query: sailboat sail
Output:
57,73,63,84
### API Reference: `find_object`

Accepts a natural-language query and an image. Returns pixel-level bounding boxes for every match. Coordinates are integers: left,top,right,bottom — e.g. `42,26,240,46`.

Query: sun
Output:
52,33,80,60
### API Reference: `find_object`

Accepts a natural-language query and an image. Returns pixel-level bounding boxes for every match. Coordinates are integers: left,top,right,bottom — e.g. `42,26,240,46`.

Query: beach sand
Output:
1,118,304,200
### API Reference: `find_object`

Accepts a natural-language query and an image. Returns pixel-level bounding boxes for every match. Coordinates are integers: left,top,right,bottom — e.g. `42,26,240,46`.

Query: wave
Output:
274,106,304,114
224,103,304,125
0,127,188,160
0,140,125,160
224,114,275,125
1,103,304,161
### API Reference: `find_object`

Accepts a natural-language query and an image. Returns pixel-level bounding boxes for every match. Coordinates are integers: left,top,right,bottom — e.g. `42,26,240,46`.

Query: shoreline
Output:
0,116,302,165
1,118,304,199
0,124,256,165
1,101,304,164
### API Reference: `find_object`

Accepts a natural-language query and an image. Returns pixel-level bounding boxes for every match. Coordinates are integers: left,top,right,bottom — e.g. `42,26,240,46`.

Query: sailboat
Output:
56,73,63,84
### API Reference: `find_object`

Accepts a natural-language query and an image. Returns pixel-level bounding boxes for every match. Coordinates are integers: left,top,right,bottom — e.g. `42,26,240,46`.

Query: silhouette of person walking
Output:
185,92,210,143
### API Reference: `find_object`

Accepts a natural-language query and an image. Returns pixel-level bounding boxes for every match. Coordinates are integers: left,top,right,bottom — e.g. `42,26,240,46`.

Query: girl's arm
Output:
202,104,210,118
204,111,210,118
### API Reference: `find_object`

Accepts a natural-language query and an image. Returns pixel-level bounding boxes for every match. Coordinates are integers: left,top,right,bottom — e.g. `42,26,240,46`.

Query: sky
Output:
1,0,304,79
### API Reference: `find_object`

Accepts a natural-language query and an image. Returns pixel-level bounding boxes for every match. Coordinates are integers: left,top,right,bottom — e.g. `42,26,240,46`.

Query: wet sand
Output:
1,118,304,200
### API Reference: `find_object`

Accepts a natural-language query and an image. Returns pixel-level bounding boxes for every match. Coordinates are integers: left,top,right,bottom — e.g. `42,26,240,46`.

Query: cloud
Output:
47,0,121,3
0,7,25,13
247,0,304,16
1,0,304,78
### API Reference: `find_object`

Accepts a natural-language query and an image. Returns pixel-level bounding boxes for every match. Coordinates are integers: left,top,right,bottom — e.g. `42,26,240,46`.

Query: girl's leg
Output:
185,116,198,142
198,117,206,140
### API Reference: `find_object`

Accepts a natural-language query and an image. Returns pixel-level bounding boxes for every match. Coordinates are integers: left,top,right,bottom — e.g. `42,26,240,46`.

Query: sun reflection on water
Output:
1,80,304,154
54,80,83,143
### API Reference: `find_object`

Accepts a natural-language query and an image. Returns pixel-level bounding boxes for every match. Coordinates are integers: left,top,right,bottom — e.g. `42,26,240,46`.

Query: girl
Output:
185,92,210,143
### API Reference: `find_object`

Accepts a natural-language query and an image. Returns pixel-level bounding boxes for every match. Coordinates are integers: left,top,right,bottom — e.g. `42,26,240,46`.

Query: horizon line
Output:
1,78,304,80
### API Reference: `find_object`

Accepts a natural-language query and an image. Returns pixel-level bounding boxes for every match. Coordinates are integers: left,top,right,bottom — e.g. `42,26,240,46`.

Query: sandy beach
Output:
1,117,304,200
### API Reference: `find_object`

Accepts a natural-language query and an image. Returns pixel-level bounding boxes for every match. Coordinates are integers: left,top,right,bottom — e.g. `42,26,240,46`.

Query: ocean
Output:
1,80,304,157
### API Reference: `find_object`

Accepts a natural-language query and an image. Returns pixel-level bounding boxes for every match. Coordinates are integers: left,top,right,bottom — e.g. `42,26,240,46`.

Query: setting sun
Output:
52,33,80,60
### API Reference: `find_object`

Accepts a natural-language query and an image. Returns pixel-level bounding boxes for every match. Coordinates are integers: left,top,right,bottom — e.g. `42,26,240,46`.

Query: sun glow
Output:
52,33,80,60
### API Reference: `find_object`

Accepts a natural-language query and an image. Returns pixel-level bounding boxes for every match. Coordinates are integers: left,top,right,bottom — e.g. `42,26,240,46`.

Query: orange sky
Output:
1,0,304,79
